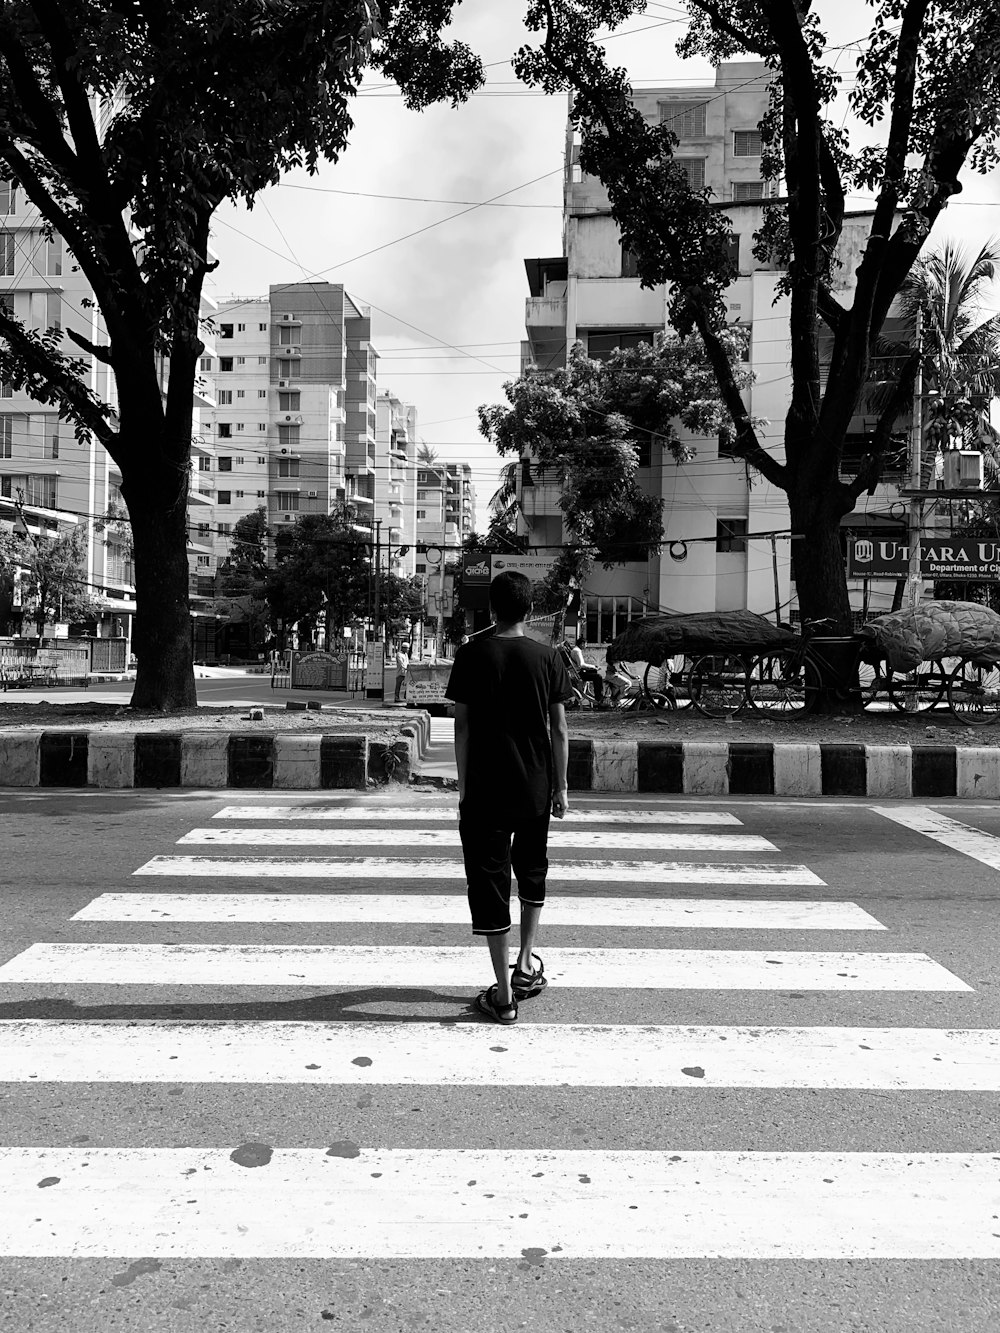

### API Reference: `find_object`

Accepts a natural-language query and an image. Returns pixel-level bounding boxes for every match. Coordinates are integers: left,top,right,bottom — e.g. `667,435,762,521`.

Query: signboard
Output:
848,536,1000,582
405,661,452,707
458,551,558,610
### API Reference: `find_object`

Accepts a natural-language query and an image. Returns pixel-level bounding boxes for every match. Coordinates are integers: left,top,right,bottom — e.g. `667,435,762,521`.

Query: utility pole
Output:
907,310,924,609
373,518,382,643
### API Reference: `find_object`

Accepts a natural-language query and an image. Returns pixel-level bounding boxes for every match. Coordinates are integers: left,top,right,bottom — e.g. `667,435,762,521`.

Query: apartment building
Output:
374,391,418,578
203,284,376,566
519,62,912,639
446,462,477,549
0,176,221,642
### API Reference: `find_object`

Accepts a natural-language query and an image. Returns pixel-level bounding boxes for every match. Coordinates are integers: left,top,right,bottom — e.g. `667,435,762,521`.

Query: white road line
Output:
134,856,824,885
1,1148,997,1258
2,1021,995,1089
72,893,884,930
178,828,776,852
0,943,971,990
212,806,744,825
875,805,1000,873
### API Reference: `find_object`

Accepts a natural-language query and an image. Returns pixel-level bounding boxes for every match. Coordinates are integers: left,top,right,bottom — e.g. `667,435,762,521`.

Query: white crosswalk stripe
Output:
1,1147,997,1259
177,826,778,851
3,1020,997,1089
0,797,992,1266
72,892,886,929
214,805,745,824
135,854,824,883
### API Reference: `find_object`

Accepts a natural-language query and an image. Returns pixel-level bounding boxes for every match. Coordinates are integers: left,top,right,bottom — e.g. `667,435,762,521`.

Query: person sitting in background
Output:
567,638,604,705
604,655,637,705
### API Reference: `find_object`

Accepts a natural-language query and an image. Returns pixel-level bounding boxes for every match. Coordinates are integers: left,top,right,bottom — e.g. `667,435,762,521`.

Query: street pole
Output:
907,310,924,610
373,518,382,644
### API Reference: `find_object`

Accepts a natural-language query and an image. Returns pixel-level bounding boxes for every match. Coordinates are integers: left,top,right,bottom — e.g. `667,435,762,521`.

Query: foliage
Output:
479,334,748,567
215,505,270,637
417,443,440,465
513,0,1000,629
0,0,484,707
5,525,102,628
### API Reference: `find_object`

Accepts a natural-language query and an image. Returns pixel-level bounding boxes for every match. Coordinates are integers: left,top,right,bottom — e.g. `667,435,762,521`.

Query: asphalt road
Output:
0,788,999,1333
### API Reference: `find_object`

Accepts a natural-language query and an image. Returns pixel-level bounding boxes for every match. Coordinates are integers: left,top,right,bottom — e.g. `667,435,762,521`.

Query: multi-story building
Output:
374,391,418,578
518,61,911,641
0,176,219,645
445,462,477,548
205,284,372,561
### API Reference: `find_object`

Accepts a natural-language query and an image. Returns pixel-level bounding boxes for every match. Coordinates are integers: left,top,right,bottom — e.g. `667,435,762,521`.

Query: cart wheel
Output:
689,653,749,718
884,658,949,713
746,650,811,716
947,659,1000,725
646,659,691,710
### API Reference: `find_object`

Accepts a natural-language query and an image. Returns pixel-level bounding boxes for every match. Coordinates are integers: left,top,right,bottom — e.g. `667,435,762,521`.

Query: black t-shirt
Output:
445,635,574,819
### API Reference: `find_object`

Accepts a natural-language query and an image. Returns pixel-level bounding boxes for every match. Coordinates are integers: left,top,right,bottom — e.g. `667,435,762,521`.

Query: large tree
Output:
479,331,750,577
0,0,482,709
514,0,1000,632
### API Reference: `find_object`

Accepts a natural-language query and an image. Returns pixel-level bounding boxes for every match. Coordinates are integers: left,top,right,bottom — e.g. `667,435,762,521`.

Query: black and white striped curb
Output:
568,738,998,799
0,714,431,790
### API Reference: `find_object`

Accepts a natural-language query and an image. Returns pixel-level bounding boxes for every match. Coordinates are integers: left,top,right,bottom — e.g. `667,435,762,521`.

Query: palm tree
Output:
416,442,439,466
902,239,1000,479
488,459,519,531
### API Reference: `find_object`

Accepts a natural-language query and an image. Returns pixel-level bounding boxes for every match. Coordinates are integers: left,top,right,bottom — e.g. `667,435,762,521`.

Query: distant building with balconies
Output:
375,392,418,578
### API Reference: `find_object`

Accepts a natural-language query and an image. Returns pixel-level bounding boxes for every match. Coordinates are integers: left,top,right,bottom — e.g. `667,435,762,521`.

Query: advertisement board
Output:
848,536,1000,582
458,552,558,610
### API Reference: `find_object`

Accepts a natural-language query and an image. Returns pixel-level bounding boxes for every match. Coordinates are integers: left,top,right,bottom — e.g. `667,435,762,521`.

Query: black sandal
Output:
511,953,547,1000
475,984,518,1025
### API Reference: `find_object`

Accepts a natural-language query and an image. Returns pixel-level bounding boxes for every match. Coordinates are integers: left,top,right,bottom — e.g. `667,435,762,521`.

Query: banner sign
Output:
848,536,1000,582
458,551,557,609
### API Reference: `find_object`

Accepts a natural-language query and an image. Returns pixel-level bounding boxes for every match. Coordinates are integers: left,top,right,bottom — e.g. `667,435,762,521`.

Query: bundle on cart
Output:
859,600,1000,671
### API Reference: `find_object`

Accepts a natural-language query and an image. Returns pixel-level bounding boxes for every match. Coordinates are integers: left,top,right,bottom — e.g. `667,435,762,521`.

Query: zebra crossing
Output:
0,796,998,1265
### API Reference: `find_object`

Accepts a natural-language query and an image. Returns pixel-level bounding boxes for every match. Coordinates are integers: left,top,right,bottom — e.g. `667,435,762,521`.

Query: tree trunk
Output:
788,490,859,712
123,460,197,711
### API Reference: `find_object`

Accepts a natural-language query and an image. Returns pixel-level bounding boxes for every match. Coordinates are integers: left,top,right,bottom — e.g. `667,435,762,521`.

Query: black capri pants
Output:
458,807,550,935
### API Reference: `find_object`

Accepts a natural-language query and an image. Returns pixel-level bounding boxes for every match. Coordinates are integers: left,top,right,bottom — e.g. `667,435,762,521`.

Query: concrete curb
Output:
568,738,995,798
0,713,432,790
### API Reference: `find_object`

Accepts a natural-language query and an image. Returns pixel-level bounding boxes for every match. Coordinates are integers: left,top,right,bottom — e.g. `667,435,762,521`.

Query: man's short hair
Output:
490,570,533,623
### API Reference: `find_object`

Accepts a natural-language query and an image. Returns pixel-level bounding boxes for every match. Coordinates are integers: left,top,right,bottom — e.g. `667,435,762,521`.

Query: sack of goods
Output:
860,600,1000,671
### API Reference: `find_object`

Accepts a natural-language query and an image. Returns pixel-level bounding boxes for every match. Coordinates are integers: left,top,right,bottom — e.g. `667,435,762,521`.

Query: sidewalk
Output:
414,716,459,785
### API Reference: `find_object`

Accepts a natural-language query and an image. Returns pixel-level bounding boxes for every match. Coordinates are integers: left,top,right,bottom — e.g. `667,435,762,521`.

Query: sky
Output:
208,0,1000,533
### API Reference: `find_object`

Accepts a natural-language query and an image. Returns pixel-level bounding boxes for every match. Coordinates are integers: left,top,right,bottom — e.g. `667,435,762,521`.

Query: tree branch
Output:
66,328,114,365
690,303,787,490
0,16,80,181
686,0,778,57
817,284,846,333
844,351,919,500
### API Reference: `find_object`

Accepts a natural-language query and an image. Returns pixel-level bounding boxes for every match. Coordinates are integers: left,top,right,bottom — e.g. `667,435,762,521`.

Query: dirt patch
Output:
563,703,996,747
0,701,403,746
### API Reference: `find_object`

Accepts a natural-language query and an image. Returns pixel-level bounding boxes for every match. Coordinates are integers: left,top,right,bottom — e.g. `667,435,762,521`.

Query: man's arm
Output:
453,701,470,804
549,700,569,818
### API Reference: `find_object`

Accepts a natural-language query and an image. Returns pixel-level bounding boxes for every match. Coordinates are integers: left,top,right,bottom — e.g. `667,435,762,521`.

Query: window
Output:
582,595,643,645
197,555,211,568
587,330,654,361
258,423,266,431
219,323,234,339
44,233,62,276
26,474,56,508
277,424,299,449
733,180,765,201
621,245,640,279
199,356,212,372
218,490,231,504
236,389,245,399
278,391,301,412
675,158,706,190
257,456,267,465
217,522,232,535
0,415,11,457
258,389,267,398
415,562,426,574
0,232,14,275
277,458,299,477
197,522,210,538
218,357,233,372
0,181,16,213
259,323,268,332
237,323,246,333
198,456,211,471
218,456,232,472
278,325,297,346
258,356,267,364
733,129,762,157
275,490,300,510
218,423,232,438
46,425,58,459
284,358,301,378
0,380,11,398
417,489,430,501
257,489,266,498
0,476,10,497
217,390,233,405
236,356,246,365
716,517,748,553
235,490,244,498
236,423,244,432
416,509,427,520
659,100,706,137
235,456,245,465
